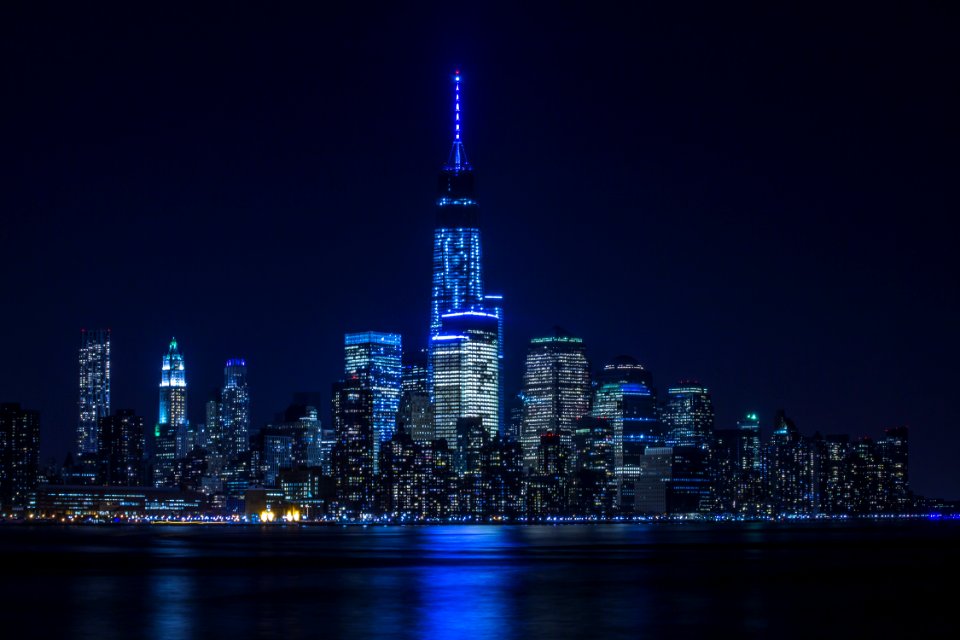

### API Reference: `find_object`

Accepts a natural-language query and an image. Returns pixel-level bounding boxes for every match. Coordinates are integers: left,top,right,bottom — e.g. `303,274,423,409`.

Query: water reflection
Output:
148,570,195,640
415,527,517,639
1,522,955,639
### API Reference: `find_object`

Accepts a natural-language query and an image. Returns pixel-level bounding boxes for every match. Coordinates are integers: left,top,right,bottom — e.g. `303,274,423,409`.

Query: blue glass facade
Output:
431,72,486,337
344,331,402,473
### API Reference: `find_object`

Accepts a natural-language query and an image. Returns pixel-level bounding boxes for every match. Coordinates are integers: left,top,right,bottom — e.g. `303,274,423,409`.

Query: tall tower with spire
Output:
430,70,485,339
429,70,502,439
155,337,188,487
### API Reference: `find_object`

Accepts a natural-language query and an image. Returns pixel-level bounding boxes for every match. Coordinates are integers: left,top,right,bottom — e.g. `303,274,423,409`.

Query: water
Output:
1,521,955,638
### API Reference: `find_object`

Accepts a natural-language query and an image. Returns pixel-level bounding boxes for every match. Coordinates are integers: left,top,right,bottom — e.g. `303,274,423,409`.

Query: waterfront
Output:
1,521,955,638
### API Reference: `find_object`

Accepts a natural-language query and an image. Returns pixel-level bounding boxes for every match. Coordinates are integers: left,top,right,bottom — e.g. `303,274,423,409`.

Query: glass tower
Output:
430,71,485,342
431,311,500,452
221,359,250,460
77,328,111,456
520,328,591,471
662,382,715,450
592,356,661,471
344,332,402,472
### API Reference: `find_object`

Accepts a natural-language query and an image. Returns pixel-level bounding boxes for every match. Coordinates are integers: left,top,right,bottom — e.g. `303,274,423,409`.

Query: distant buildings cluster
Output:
0,72,948,521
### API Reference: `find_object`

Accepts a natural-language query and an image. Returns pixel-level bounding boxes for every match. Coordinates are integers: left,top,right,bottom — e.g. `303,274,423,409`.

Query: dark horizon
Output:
3,5,958,498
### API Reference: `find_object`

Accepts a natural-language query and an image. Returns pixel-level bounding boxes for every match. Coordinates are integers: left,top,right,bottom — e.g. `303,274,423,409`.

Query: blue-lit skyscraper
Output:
344,332,402,472
155,338,188,487
592,356,660,511
592,356,661,469
430,71,485,341
432,311,500,454
77,328,110,456
427,70,504,465
484,293,505,433
221,359,250,460
158,338,187,427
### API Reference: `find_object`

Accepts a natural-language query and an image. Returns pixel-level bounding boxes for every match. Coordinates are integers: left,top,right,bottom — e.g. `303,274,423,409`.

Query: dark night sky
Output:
2,4,958,497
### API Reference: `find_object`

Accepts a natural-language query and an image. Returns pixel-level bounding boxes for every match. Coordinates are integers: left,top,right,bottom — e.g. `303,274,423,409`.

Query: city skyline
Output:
3,5,957,500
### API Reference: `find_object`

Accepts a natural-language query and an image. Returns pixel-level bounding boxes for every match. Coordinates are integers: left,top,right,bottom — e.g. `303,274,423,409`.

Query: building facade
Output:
221,359,250,461
0,403,40,513
344,332,402,472
520,328,591,471
78,328,111,456
662,382,714,450
431,311,500,455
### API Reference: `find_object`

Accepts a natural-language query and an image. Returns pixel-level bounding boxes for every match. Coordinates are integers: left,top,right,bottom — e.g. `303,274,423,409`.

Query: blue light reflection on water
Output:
2,521,957,639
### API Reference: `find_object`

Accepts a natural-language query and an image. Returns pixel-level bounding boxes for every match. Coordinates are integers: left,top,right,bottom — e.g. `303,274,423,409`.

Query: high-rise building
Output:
763,410,815,515
431,311,500,455
878,426,911,512
592,357,659,462
662,382,715,450
400,350,434,445
158,338,188,439
77,328,110,456
430,71,485,341
520,328,591,471
571,417,616,516
221,359,250,460
344,332,402,472
331,377,375,518
591,356,660,511
98,409,144,486
484,293,505,432
0,403,40,513
155,338,188,487
735,412,764,514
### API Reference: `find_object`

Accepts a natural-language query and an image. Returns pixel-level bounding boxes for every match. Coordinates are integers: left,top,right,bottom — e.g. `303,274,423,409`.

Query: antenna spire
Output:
446,69,470,172
454,69,461,142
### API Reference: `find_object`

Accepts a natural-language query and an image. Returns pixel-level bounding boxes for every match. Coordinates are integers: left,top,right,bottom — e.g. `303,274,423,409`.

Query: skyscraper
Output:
591,356,660,512
591,356,660,470
344,332,402,472
98,409,145,486
400,350,434,444
520,328,591,471
221,359,250,460
431,311,500,457
484,293,505,432
155,338,188,487
77,328,110,456
430,71,485,341
735,411,764,514
0,403,40,513
331,377,375,518
426,70,504,467
662,382,715,449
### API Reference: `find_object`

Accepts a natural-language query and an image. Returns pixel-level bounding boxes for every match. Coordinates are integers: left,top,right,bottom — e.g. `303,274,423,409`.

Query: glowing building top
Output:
432,70,485,339
160,338,186,389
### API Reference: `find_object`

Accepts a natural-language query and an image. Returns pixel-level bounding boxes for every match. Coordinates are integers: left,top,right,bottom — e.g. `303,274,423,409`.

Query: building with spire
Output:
77,328,110,457
428,70,504,456
154,338,188,487
430,70,485,340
